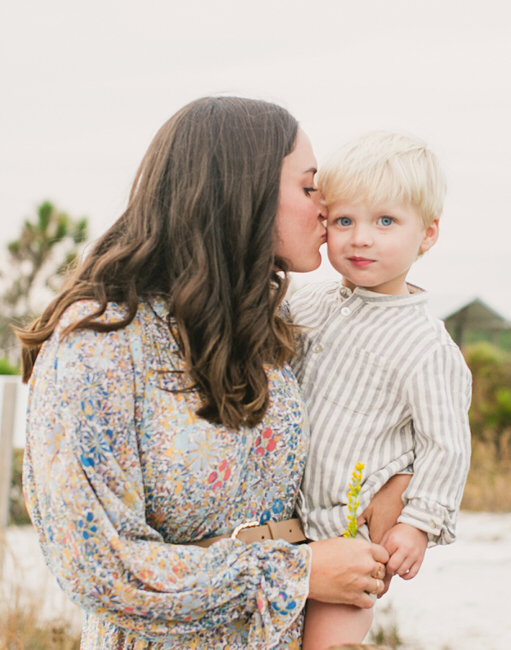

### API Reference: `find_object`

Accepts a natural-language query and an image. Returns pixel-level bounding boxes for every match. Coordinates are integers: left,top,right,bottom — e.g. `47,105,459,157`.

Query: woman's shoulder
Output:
57,300,122,329
56,298,166,334
44,298,177,379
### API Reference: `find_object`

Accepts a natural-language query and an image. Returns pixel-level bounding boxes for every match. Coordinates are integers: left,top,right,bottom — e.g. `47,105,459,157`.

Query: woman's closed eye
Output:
304,187,317,197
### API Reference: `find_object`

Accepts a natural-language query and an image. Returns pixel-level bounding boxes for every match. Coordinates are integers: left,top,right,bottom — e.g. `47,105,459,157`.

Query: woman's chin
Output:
292,256,322,274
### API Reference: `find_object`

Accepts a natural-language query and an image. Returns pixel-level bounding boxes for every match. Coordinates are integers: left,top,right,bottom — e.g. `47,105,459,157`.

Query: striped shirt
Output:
289,281,472,545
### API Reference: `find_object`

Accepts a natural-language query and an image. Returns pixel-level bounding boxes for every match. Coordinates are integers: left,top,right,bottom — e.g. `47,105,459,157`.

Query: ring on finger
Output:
372,562,384,580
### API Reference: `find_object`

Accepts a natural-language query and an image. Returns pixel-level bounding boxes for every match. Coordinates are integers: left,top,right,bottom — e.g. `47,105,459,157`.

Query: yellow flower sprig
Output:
342,462,365,538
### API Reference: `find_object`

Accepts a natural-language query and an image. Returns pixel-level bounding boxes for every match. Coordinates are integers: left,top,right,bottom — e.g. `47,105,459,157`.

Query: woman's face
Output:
275,128,327,272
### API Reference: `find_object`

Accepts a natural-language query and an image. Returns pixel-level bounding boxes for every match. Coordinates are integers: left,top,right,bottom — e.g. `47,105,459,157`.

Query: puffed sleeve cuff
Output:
398,498,456,546
240,539,311,649
65,540,310,650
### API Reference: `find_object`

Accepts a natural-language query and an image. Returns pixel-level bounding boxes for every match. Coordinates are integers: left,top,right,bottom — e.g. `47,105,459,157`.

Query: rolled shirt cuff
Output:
398,499,456,546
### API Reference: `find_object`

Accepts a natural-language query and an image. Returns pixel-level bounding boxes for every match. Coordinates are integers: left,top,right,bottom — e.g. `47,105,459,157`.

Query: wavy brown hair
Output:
17,96,299,428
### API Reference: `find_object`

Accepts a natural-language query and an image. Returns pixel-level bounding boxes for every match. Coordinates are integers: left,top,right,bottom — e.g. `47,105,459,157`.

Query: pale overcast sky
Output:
1,0,510,316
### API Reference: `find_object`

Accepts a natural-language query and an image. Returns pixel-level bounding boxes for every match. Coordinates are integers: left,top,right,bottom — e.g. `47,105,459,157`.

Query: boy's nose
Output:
350,225,373,247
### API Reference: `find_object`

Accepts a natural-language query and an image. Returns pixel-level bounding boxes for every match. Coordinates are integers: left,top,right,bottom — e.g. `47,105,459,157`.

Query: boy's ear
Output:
419,218,439,254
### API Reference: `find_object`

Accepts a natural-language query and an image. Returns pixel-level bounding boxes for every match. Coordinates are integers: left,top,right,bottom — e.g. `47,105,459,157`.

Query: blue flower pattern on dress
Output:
23,299,310,649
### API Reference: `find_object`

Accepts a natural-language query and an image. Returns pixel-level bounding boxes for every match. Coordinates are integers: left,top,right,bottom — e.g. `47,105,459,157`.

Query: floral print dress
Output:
23,299,311,650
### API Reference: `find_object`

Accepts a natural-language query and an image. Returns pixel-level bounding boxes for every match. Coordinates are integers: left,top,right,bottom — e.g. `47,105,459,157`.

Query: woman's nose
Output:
317,191,328,217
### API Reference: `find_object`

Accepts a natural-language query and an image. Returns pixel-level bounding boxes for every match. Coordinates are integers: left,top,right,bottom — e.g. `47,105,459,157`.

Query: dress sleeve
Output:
23,312,310,648
398,343,472,545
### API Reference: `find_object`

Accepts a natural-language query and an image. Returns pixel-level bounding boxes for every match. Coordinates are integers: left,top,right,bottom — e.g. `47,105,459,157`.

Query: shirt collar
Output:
339,283,429,307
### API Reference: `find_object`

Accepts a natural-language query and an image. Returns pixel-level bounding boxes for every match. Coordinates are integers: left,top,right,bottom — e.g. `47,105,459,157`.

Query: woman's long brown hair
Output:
17,97,299,428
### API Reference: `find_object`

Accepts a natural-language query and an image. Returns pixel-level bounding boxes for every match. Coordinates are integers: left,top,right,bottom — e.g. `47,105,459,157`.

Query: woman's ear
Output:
419,218,439,254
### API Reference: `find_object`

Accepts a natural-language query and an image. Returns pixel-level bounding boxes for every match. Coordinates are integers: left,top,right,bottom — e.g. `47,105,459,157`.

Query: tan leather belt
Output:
189,517,307,548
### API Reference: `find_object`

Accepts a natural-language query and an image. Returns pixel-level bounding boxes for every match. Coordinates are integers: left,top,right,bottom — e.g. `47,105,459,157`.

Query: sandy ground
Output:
2,511,511,649
371,511,511,650
0,524,83,632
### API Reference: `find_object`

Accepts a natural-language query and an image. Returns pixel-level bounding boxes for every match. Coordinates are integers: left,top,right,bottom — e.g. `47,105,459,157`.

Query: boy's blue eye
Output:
378,216,394,226
338,217,352,226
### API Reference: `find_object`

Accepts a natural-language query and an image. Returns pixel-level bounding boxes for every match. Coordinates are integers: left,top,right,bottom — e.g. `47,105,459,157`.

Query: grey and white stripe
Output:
289,281,472,545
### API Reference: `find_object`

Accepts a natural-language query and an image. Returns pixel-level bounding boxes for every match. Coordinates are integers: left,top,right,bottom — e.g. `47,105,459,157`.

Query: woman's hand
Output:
307,537,389,609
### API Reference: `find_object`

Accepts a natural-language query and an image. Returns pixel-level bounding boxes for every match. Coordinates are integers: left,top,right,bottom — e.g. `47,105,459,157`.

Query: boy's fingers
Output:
402,558,422,580
356,513,367,526
378,573,393,598
386,550,405,574
396,552,416,576
396,552,423,578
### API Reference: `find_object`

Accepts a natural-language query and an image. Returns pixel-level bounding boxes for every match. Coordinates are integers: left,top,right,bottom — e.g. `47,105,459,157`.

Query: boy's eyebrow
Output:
303,167,317,175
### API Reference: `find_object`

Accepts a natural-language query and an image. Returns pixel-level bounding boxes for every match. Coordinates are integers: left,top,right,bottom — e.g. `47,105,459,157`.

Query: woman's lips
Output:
349,257,375,267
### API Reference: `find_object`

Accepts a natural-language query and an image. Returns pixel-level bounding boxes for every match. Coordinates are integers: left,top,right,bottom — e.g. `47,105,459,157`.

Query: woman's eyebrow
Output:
303,167,317,175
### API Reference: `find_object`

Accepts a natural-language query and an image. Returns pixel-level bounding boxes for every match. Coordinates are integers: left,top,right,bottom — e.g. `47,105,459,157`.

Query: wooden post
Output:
0,378,17,530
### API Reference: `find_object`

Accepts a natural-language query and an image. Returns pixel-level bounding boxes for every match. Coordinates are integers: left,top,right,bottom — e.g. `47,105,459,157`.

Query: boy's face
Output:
326,200,439,295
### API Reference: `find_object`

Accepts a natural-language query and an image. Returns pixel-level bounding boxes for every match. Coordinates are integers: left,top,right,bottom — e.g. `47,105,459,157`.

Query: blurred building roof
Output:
435,297,511,347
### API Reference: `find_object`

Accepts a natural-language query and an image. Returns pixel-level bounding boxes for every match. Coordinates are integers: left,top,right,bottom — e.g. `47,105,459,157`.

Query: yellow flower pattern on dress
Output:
23,299,310,649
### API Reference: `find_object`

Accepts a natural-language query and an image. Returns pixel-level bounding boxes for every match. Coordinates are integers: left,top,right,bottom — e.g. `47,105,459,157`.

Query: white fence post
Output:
0,378,18,532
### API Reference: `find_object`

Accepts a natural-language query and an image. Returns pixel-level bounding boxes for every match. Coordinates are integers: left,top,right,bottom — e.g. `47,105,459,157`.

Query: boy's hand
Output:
381,523,428,580
357,474,411,544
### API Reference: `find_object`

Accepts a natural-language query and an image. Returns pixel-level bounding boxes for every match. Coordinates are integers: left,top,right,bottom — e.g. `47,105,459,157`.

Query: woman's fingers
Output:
308,537,389,606
371,542,390,565
366,577,384,596
372,561,386,580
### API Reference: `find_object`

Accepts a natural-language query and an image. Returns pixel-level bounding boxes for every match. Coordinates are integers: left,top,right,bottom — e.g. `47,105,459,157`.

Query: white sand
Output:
371,511,511,650
2,512,511,648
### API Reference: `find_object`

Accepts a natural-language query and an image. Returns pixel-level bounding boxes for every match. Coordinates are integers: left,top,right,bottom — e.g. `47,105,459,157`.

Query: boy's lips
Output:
349,256,375,267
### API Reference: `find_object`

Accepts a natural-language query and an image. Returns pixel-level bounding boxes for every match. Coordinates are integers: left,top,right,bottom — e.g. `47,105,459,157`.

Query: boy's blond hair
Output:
317,131,447,228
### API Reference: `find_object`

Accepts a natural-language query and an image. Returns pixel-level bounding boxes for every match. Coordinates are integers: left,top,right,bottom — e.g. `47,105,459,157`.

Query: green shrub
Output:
464,342,511,441
0,357,19,375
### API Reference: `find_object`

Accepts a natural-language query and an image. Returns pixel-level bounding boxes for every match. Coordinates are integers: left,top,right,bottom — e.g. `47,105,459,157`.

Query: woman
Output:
19,97,389,649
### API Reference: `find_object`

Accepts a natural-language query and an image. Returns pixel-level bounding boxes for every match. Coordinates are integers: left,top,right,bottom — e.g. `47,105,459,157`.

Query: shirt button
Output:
341,307,351,316
313,344,323,353
340,287,351,298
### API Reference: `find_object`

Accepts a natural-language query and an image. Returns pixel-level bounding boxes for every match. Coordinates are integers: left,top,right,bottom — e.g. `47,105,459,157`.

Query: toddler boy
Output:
289,132,472,649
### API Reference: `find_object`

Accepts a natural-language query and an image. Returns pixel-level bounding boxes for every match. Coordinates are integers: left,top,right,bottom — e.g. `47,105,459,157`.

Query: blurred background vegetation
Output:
461,342,511,511
0,200,88,367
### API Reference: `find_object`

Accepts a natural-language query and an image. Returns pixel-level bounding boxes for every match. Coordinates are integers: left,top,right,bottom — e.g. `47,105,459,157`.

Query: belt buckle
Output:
230,520,260,540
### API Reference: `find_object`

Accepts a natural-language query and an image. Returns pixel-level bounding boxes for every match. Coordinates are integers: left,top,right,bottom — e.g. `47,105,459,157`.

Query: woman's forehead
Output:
282,128,317,177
